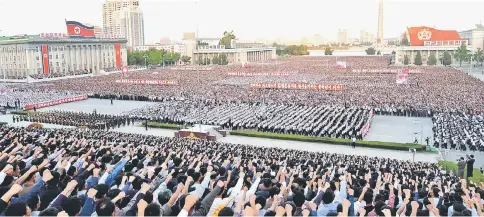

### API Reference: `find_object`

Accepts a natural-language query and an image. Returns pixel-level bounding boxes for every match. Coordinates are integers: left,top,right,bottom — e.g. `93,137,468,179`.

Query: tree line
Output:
198,54,229,65
404,45,484,66
127,49,191,66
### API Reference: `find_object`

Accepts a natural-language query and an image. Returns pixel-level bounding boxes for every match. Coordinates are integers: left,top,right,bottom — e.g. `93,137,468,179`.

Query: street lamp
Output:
143,54,148,69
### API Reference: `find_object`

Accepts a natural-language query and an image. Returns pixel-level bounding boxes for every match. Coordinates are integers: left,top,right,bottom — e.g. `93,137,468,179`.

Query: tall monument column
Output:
377,0,384,46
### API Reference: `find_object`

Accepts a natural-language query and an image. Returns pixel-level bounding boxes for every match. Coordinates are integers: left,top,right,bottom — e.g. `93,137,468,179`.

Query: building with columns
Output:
395,26,468,65
191,45,276,65
0,35,127,78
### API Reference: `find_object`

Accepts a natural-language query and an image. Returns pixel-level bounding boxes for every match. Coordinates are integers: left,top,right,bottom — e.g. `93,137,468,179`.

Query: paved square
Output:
38,98,157,115
364,115,434,145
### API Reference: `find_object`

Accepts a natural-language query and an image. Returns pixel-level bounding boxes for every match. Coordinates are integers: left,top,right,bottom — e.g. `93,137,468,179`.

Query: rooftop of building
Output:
0,35,127,45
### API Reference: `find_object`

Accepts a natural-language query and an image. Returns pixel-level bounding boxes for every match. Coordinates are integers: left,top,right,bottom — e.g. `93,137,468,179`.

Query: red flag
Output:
41,45,49,75
66,21,95,38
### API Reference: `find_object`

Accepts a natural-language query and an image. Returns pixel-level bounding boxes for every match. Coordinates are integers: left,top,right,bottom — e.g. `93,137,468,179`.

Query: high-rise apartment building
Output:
118,6,145,47
360,29,375,44
338,29,348,44
103,0,144,47
160,37,171,45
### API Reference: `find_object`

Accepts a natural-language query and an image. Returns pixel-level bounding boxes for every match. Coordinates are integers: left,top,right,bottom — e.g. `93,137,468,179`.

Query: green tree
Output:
181,55,191,64
219,31,236,49
219,54,228,65
400,32,410,46
427,52,437,66
443,51,452,66
324,47,333,55
283,45,308,56
377,50,381,55
454,44,470,67
127,51,144,65
392,51,396,55
212,55,220,65
276,49,285,56
169,52,181,65
414,51,422,66
201,57,210,65
365,47,376,55
403,55,409,65
147,49,163,65
473,48,484,66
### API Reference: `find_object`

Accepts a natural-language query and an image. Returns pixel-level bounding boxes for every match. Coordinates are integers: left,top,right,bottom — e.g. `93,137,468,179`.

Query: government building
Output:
182,37,277,65
0,35,127,78
395,26,468,65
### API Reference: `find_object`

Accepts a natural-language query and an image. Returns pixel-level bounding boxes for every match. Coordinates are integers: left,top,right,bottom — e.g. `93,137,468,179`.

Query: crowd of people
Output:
16,111,135,130
126,102,370,139
3,66,147,80
432,112,484,152
0,90,79,109
2,56,483,150
0,125,480,217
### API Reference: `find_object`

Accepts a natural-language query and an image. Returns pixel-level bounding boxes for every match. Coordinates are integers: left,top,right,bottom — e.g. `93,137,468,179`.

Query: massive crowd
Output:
126,103,370,139
1,56,483,150
20,56,482,115
16,111,135,130
0,125,480,217
0,90,78,109
432,112,484,152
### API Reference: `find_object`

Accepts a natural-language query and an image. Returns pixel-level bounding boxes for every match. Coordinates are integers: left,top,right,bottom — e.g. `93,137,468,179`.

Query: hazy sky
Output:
1,0,483,42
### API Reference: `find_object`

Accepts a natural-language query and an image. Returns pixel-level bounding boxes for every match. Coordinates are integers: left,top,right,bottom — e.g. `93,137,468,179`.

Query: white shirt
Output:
207,198,223,216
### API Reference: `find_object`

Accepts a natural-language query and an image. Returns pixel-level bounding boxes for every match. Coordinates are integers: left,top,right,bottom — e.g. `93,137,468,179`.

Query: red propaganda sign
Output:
121,66,128,76
228,72,289,76
423,40,468,46
115,79,179,85
407,26,462,46
249,83,344,91
24,95,88,110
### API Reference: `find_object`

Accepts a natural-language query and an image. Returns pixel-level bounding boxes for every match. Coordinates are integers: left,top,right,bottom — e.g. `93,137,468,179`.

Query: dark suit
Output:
467,158,475,177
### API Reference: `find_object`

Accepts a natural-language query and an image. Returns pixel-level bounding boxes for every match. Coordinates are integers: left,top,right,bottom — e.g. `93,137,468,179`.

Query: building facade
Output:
160,37,171,45
192,46,277,65
0,36,127,77
395,26,467,65
132,44,186,56
458,25,484,52
103,0,139,35
360,29,375,44
183,32,196,40
338,29,348,44
103,0,144,47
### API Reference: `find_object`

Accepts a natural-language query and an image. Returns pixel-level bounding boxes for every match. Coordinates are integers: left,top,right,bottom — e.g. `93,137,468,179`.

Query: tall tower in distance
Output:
377,0,384,45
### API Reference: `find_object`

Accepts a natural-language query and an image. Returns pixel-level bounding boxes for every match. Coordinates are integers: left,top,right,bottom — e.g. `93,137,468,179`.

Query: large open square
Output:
364,115,434,145
38,98,157,115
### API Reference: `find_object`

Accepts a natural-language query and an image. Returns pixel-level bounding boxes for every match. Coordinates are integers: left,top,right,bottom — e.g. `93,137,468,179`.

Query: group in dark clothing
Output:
20,111,136,130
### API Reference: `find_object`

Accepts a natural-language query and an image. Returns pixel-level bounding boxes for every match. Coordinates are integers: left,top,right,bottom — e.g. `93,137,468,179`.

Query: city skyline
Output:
1,0,483,42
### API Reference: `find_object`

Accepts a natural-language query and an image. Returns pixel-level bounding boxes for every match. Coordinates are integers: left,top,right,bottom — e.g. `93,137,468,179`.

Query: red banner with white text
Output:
360,109,374,137
24,95,88,110
41,45,49,75
249,83,344,91
170,67,213,71
115,79,179,85
228,72,289,76
115,44,121,68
